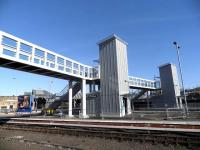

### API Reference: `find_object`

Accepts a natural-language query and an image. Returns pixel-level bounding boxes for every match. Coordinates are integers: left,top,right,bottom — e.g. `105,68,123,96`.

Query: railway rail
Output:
0,118,200,148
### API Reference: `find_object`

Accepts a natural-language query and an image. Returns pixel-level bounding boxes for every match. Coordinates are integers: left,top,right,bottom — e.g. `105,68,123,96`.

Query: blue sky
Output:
0,0,200,95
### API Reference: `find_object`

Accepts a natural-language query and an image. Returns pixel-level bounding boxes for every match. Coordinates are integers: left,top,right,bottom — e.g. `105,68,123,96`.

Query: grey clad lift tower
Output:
98,35,131,117
159,63,181,108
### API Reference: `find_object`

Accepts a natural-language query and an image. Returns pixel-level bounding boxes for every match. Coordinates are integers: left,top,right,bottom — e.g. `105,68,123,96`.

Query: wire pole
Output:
173,42,188,115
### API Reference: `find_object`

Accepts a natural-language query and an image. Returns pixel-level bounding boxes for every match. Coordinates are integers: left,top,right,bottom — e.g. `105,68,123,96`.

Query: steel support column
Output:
126,98,132,115
92,81,96,92
81,79,87,118
68,81,73,117
89,84,92,93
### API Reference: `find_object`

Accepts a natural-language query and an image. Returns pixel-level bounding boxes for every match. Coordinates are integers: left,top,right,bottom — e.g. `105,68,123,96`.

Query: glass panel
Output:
57,57,64,65
156,82,160,88
66,68,72,73
89,68,93,78
85,67,88,77
80,65,84,76
35,48,44,57
80,66,84,71
34,58,39,64
47,53,55,61
58,66,64,71
66,60,72,68
50,63,55,68
46,62,49,66
73,70,78,75
19,54,29,61
20,43,32,53
2,36,17,48
73,63,79,70
3,49,16,57
93,68,98,78
41,60,44,65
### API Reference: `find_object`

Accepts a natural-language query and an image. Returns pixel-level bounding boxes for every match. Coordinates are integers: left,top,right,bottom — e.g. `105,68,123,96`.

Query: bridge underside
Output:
0,57,83,82
129,86,158,90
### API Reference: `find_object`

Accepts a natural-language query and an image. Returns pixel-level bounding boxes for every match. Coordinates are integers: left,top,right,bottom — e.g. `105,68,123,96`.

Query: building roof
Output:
97,34,128,46
158,63,175,68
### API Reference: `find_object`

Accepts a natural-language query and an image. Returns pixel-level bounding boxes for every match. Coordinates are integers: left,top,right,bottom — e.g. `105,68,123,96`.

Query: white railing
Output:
0,31,100,80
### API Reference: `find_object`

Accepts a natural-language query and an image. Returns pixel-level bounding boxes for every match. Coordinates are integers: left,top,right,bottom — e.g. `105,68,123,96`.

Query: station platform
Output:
2,117,200,133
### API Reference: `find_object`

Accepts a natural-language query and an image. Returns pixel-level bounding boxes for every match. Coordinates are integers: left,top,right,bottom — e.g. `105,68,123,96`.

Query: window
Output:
57,57,64,65
137,79,140,85
20,43,32,53
73,70,78,75
58,66,64,71
50,63,55,68
34,58,40,64
89,68,93,78
80,66,84,71
19,54,29,61
41,60,44,65
35,48,44,57
3,49,16,57
47,53,55,61
73,63,79,70
46,62,49,67
85,67,88,77
2,36,17,48
66,60,72,68
66,68,72,73
145,81,148,87
80,65,84,76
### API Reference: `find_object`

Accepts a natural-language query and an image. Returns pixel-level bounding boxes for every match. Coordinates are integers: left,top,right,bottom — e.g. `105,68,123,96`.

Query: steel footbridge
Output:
0,31,160,117
0,30,159,89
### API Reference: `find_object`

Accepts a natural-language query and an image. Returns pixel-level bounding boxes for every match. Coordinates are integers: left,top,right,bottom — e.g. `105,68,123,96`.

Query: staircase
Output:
48,82,81,109
132,89,148,100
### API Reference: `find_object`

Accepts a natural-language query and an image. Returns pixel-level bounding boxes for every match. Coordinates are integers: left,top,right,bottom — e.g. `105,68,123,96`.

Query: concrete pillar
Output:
68,81,73,117
81,79,87,118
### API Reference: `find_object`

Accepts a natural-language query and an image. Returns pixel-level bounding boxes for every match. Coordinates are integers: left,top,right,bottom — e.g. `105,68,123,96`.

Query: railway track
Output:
0,118,200,148
0,135,82,150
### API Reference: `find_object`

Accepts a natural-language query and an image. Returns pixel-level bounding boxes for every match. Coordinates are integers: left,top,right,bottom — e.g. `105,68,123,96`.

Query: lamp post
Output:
173,41,188,115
